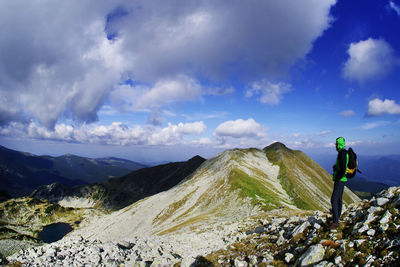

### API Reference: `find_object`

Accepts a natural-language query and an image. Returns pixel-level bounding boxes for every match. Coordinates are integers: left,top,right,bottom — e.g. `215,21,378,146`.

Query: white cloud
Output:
0,0,336,129
214,118,268,148
189,137,213,146
136,76,203,110
340,110,356,117
0,2,123,128
390,1,400,16
215,118,264,139
246,80,292,105
342,38,398,82
367,98,400,116
361,121,391,130
0,121,206,146
316,130,332,136
118,0,336,82
325,139,363,148
110,75,203,113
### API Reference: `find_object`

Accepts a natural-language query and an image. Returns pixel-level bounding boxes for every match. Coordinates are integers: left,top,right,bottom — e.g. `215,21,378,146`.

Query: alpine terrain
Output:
30,155,206,210
70,143,357,239
7,143,399,266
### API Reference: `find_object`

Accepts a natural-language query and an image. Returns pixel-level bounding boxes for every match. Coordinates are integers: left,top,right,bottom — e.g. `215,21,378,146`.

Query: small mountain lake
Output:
38,222,73,243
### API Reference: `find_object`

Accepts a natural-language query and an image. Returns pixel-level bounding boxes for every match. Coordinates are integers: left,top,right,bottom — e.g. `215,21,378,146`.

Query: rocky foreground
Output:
4,186,400,266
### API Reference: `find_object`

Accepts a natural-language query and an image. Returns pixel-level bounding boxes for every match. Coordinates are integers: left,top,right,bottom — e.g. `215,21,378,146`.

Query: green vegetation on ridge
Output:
229,168,281,210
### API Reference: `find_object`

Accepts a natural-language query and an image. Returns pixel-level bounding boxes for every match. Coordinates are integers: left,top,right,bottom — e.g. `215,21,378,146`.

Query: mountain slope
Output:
0,145,145,197
71,143,359,241
5,186,400,266
31,155,206,210
263,142,357,210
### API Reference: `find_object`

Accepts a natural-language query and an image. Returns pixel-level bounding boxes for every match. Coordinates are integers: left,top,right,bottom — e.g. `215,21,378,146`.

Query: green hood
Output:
336,137,346,151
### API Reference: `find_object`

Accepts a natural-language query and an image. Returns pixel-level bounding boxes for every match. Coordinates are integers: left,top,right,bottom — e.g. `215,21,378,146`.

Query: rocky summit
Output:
4,186,400,266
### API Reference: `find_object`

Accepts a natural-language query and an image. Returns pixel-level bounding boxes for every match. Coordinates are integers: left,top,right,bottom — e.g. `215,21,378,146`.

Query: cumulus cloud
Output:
342,38,398,82
0,1,124,128
117,0,336,82
110,75,203,113
340,110,356,117
0,121,206,146
0,0,336,129
246,80,292,105
214,118,267,147
367,98,400,116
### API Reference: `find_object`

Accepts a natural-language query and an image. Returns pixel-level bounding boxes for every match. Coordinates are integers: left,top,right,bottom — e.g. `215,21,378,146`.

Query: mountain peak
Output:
188,155,205,163
263,142,291,152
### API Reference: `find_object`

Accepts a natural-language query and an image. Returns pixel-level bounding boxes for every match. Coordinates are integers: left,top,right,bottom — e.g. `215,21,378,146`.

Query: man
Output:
330,137,348,229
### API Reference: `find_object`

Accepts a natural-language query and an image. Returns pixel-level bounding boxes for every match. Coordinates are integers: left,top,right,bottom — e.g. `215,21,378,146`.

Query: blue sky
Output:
0,0,399,162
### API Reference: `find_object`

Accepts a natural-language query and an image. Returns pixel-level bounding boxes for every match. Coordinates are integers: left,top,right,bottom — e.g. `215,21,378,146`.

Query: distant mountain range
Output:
310,153,400,194
31,155,206,210
0,145,147,197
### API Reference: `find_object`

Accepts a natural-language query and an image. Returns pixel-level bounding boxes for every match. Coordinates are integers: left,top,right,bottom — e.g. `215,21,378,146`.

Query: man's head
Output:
335,137,346,152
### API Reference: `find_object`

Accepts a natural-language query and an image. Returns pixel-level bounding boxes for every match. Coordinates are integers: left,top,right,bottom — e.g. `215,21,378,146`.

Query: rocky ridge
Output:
30,155,206,210
65,146,358,243
6,186,400,266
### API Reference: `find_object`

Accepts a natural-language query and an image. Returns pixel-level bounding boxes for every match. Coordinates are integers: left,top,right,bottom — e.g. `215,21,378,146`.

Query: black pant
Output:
331,181,345,224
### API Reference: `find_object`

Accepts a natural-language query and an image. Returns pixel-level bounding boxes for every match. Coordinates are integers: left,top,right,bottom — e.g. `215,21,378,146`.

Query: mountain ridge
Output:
0,145,146,197
68,143,359,242
30,155,206,210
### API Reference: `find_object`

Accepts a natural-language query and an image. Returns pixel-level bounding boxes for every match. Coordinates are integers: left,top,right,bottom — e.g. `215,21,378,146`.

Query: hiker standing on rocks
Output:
330,137,348,229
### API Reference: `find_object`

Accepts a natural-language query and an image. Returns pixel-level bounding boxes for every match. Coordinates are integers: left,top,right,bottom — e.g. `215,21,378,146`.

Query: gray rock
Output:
298,244,325,266
262,251,274,262
248,255,258,265
367,229,375,236
357,224,369,234
335,255,342,264
284,252,294,263
375,198,389,207
254,226,265,234
234,258,248,267
364,255,376,266
385,239,400,249
378,187,396,199
380,210,392,225
292,221,310,237
355,239,366,248
313,260,334,267
380,223,389,232
118,240,134,249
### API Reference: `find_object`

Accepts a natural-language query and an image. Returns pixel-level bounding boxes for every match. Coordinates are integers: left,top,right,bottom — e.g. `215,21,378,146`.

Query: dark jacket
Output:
333,137,348,182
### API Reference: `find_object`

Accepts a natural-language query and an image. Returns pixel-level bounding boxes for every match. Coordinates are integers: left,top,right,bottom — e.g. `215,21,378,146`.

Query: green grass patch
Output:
229,168,280,210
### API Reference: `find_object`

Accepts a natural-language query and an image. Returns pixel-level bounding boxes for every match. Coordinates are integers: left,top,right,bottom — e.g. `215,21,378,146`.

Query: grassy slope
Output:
264,143,357,211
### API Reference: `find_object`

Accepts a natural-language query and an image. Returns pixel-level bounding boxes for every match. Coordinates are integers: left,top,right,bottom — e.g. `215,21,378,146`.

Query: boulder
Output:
298,244,325,266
